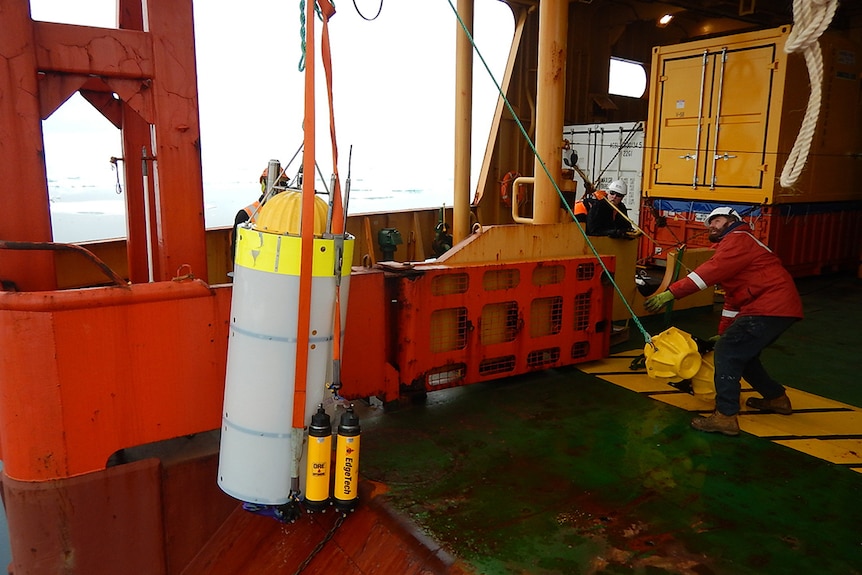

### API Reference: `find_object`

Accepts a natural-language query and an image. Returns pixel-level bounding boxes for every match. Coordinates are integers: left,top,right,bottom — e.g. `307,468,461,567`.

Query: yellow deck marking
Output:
579,351,862,470
742,411,862,437
772,439,862,465
651,393,716,412
577,356,643,374
783,388,858,411
598,373,676,394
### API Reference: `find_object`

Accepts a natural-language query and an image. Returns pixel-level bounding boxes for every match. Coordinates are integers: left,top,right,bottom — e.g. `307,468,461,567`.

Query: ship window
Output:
609,57,647,98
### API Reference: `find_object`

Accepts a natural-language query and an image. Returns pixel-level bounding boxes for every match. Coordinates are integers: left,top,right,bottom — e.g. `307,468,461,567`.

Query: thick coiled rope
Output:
779,0,838,188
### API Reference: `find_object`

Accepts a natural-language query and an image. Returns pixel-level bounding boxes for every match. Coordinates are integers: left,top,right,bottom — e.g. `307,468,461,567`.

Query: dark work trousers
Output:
713,315,798,416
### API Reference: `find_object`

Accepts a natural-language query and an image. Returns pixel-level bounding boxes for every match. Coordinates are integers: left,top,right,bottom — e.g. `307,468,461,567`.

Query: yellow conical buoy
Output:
644,326,702,380
690,351,717,401
255,190,329,235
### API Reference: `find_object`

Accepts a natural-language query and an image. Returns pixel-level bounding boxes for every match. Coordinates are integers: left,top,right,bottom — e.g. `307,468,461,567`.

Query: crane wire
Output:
352,0,383,21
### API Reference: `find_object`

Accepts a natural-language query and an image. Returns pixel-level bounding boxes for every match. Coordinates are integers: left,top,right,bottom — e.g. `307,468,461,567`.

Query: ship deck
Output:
183,271,861,575
351,271,862,574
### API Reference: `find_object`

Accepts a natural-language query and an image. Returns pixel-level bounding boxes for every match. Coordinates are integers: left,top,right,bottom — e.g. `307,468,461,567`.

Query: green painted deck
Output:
358,272,862,574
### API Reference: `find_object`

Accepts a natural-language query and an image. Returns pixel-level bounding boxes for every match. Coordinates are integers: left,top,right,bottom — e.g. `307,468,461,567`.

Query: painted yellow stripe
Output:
235,227,354,277
598,373,675,394
652,393,716,412
580,351,862,469
742,411,862,437
772,438,862,465
578,356,644,374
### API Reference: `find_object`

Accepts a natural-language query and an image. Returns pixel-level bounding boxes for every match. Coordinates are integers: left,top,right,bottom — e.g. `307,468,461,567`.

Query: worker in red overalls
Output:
645,207,803,436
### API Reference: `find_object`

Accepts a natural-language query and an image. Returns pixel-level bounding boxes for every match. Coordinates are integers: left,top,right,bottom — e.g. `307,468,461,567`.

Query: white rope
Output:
779,0,838,188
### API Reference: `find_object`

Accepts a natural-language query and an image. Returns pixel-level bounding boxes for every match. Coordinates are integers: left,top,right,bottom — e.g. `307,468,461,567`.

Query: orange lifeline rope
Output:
292,0,318,429
292,0,344,429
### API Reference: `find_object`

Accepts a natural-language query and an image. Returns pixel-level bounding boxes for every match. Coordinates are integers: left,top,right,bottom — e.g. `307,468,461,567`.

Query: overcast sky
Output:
32,0,514,195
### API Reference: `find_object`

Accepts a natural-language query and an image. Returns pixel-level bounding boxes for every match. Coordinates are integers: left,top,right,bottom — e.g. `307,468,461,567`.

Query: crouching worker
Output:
573,189,605,223
585,179,638,239
644,207,803,436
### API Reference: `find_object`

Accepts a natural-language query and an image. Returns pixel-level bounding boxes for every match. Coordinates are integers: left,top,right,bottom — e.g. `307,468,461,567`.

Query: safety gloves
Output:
644,290,675,312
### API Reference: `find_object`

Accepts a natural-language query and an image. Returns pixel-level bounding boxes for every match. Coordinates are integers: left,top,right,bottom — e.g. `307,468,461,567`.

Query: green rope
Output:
298,0,328,71
445,0,653,345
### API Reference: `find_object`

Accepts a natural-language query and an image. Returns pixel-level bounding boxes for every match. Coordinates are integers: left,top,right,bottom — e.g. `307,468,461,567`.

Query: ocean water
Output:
49,175,455,244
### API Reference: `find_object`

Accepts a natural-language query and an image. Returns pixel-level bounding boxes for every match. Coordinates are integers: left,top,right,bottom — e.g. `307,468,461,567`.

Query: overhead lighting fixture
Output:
658,13,674,27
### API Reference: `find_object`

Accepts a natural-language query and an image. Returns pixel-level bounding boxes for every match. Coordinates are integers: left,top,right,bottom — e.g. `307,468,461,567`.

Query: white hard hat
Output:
607,179,627,196
706,207,741,223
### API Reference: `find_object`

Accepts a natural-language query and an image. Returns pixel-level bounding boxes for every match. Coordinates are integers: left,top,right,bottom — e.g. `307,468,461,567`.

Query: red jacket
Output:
667,222,803,333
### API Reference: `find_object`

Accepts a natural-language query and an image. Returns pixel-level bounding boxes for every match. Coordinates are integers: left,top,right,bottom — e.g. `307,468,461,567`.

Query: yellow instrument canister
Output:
304,404,332,511
334,406,360,513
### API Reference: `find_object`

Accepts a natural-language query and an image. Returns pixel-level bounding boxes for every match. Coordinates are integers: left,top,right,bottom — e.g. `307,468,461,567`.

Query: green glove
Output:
644,290,675,313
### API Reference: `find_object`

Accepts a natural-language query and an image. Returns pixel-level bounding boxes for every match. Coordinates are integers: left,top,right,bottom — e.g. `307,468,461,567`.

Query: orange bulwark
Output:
0,1,232,571
0,0,218,478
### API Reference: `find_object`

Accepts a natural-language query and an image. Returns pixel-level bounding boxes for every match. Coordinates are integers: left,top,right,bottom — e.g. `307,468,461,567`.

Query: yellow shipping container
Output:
642,25,862,205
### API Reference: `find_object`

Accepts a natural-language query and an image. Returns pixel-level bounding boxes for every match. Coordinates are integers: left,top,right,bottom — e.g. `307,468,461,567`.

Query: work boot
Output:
690,412,739,436
745,394,792,415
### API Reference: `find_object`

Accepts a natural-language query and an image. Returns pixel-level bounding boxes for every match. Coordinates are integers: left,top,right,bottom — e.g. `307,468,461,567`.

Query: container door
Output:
706,44,777,191
653,51,712,188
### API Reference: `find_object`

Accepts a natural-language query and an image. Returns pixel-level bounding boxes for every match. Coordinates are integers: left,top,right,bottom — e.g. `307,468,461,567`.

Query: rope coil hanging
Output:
779,0,838,188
